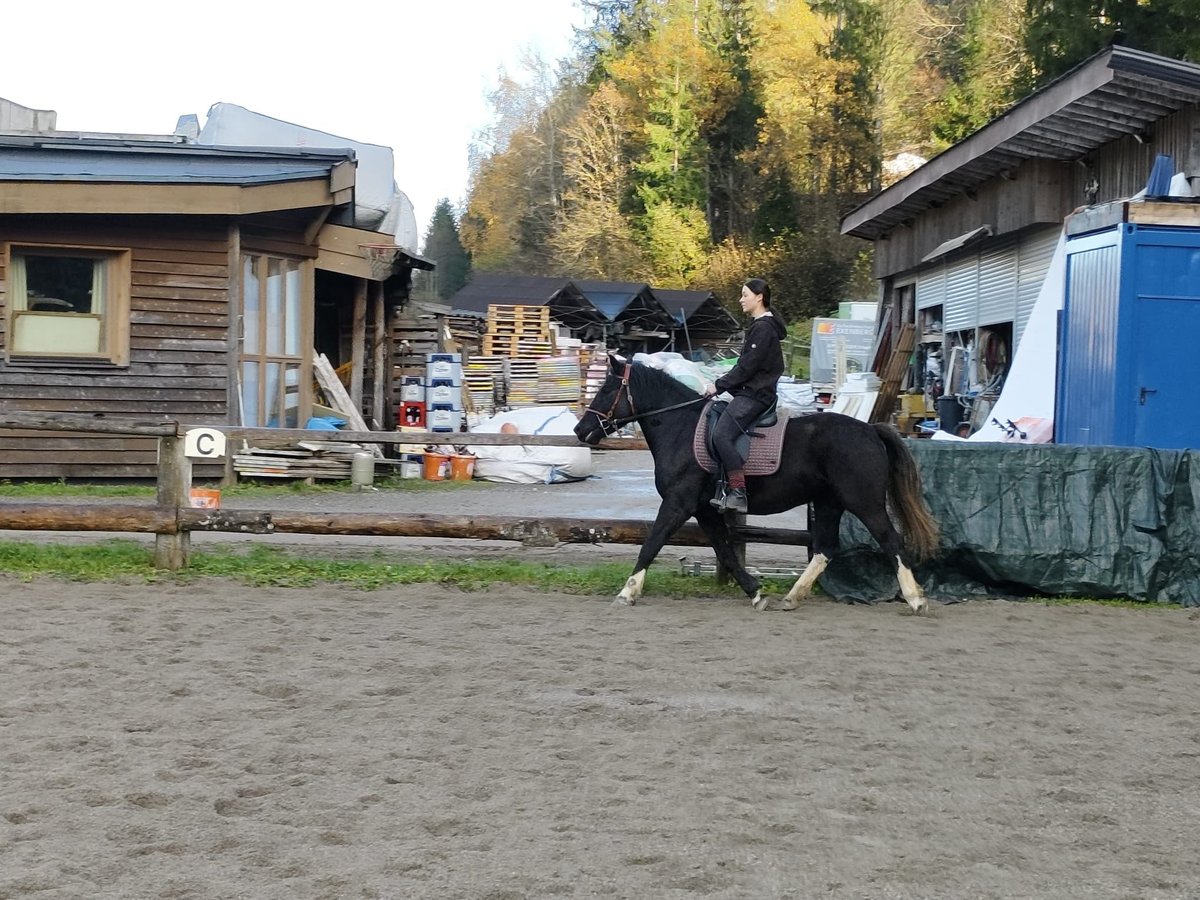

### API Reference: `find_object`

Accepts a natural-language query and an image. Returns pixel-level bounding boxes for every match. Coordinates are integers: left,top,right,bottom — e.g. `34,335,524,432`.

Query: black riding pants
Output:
712,393,769,474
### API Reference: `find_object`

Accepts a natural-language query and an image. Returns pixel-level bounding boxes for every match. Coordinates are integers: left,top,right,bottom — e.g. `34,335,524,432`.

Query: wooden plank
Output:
313,350,383,458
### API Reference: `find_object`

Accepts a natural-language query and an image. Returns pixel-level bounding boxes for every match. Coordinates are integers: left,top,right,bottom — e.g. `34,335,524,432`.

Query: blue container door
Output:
1132,296,1200,448
1128,228,1200,450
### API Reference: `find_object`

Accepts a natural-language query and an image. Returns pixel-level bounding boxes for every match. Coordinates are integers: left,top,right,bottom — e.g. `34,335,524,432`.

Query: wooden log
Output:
0,503,176,533
0,507,809,551
0,418,646,451
264,512,810,549
0,411,180,436
215,428,646,450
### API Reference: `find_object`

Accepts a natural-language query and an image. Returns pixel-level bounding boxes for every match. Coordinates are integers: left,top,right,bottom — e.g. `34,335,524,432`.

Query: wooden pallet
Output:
486,304,550,324
481,336,555,357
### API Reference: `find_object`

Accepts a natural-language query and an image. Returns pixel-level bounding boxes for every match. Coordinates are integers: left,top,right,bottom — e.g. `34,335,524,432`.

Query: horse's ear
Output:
608,352,627,371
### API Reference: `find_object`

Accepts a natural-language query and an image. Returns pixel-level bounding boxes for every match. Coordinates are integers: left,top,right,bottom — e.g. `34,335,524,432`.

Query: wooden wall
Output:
871,106,1200,280
0,216,233,478
871,158,1074,278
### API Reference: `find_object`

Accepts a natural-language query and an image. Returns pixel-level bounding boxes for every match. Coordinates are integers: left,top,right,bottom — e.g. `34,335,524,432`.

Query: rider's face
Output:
739,285,764,313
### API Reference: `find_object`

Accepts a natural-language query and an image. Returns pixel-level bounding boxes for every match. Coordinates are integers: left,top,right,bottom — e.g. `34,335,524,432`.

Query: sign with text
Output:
183,428,227,459
809,318,877,388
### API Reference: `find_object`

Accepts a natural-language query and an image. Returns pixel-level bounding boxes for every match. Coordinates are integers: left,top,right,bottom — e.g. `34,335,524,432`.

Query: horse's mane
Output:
628,360,705,404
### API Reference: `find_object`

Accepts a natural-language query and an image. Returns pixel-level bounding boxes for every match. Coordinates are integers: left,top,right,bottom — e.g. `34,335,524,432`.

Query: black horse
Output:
573,355,939,612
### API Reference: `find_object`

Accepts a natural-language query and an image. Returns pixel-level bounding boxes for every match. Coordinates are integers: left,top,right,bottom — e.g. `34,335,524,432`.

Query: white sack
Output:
467,407,592,484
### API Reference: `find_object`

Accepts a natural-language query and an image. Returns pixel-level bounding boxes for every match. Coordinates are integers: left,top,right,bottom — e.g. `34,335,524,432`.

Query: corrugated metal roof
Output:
841,46,1200,240
0,135,353,185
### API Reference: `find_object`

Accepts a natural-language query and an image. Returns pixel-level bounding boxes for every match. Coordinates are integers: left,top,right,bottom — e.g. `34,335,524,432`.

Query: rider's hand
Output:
703,382,717,396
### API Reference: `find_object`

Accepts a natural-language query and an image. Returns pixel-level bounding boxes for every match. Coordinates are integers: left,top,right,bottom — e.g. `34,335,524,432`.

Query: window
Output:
6,245,131,364
239,254,309,427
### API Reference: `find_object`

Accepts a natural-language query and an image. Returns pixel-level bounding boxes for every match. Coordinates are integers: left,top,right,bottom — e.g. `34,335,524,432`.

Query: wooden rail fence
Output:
0,412,811,571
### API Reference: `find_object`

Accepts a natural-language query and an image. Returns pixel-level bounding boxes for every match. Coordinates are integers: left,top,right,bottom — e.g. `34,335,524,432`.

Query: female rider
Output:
704,278,787,513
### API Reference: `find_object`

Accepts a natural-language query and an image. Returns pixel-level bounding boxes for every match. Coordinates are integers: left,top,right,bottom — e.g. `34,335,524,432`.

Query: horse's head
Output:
574,354,635,445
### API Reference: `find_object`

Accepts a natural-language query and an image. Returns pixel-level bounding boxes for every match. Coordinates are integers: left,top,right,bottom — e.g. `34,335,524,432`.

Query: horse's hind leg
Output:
852,504,928,615
777,503,841,611
616,500,694,606
694,506,763,607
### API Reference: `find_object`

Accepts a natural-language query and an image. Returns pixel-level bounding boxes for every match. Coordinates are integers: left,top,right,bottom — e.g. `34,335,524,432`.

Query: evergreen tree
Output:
1020,0,1200,91
421,199,471,301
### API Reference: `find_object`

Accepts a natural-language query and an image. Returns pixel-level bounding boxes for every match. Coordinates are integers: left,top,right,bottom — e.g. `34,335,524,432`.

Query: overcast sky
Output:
1,0,587,243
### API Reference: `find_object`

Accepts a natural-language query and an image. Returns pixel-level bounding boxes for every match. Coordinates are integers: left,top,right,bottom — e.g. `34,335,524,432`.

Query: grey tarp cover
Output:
819,442,1200,606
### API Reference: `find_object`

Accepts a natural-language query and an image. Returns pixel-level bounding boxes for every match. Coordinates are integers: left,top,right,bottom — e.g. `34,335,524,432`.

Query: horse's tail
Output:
873,423,939,562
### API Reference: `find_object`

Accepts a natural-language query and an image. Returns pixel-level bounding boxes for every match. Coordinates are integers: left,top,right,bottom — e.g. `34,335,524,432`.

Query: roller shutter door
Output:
1016,226,1060,343
916,264,945,310
942,255,978,331
977,235,1018,326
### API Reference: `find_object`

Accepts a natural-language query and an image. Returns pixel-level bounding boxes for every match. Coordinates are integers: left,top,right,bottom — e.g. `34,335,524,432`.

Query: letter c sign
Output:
184,428,227,459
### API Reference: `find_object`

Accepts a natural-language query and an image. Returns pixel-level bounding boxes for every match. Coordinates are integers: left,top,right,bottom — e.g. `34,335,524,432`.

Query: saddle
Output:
693,399,789,477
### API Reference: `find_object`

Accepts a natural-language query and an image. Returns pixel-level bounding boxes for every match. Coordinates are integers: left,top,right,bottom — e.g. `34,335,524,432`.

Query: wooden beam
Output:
371,283,387,429
0,179,335,216
0,411,180,436
351,280,367,409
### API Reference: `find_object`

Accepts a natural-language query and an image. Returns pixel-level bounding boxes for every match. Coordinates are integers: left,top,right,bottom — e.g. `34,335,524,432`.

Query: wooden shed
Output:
0,133,431,478
840,46,1200,425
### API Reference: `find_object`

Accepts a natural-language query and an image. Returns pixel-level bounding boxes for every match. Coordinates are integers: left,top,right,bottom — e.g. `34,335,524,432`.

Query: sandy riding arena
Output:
2,577,1198,899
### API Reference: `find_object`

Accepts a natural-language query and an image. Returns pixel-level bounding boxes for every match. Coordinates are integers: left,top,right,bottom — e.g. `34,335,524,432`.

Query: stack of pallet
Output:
535,356,583,404
482,305,554,358
507,359,540,406
464,355,507,414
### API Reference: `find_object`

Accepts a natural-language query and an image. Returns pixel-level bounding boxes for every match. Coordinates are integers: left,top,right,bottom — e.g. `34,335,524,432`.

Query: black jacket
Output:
714,312,787,401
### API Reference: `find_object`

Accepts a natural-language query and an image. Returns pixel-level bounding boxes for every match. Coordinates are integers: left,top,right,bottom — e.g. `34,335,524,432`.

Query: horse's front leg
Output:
694,506,764,609
615,499,694,607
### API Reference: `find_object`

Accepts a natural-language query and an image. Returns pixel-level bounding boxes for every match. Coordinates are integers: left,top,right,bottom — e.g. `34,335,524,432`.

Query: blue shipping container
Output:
1057,222,1200,449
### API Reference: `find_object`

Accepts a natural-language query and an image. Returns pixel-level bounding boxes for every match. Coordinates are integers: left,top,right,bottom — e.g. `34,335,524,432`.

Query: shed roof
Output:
572,279,659,320
0,135,354,184
445,273,574,314
653,288,739,332
841,46,1200,240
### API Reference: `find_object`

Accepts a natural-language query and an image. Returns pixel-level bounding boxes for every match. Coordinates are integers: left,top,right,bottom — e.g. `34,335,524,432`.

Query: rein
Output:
585,362,707,435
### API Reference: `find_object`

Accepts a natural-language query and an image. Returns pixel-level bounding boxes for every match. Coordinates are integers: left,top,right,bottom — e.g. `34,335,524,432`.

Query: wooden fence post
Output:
154,434,191,571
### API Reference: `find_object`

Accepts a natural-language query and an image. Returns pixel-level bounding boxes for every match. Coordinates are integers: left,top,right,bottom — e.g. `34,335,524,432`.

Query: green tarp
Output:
820,442,1200,606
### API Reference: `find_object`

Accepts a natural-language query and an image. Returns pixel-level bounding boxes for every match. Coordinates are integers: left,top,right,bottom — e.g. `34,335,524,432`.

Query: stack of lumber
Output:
233,442,370,480
482,305,554,357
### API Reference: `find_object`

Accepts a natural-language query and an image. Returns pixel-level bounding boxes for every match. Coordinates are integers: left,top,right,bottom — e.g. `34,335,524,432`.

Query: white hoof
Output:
615,570,645,607
908,596,929,615
751,592,770,612
776,596,798,611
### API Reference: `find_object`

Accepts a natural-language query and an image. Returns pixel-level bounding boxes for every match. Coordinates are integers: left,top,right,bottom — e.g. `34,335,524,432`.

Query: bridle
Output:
583,361,707,437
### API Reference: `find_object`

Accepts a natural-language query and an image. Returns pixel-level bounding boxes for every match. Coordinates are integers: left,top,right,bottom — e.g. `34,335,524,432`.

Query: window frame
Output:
4,242,132,366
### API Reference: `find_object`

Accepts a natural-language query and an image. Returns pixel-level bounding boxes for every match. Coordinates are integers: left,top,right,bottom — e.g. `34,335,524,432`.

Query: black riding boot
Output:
709,477,727,511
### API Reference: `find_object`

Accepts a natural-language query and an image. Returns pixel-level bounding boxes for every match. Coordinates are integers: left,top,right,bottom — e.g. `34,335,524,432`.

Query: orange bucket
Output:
422,452,450,481
449,454,475,481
